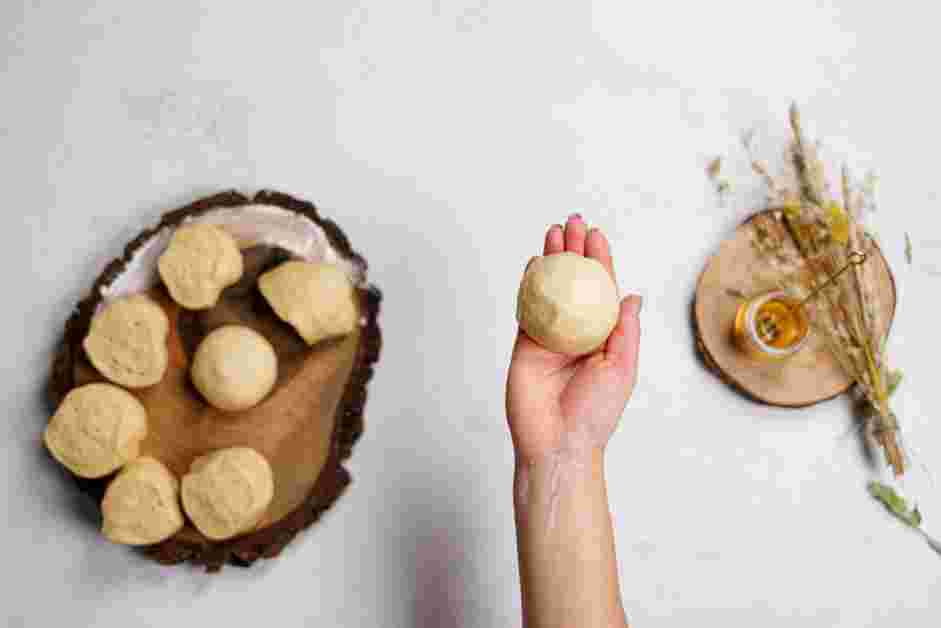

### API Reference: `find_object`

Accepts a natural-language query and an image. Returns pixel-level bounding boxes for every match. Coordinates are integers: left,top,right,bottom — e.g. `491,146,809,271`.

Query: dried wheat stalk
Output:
746,105,904,475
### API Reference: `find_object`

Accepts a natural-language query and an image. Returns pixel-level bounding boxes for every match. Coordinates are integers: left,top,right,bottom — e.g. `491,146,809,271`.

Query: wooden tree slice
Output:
694,210,896,408
48,190,382,571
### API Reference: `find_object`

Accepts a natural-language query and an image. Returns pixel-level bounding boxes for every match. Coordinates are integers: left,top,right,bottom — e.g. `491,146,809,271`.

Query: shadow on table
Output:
407,491,475,628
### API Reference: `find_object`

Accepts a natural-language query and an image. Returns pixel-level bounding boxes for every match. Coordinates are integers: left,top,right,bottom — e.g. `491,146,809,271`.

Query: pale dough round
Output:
83,294,169,388
157,223,244,310
101,456,184,545
44,383,148,479
181,447,275,541
191,325,278,411
258,261,357,346
517,252,620,356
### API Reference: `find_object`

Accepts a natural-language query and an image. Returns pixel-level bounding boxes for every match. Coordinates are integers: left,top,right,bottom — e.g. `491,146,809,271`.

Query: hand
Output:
506,215,642,464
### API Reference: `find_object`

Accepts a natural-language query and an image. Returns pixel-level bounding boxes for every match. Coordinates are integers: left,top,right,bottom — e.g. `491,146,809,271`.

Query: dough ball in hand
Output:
517,252,619,356
44,383,148,479
191,325,278,412
101,457,184,545
83,295,169,388
158,223,244,310
258,261,357,345
181,447,275,541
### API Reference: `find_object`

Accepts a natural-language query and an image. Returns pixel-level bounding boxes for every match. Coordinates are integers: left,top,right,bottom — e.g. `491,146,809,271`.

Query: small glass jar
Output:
733,290,811,361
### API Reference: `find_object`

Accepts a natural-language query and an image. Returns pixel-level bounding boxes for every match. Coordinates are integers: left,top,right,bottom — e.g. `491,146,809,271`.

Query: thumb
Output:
604,295,642,381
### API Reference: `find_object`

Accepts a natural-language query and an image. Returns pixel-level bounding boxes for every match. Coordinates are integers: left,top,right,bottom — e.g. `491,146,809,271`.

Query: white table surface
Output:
2,1,940,626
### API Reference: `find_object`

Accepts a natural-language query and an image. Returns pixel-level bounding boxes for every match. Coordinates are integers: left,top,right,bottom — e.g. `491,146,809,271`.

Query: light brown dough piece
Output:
181,447,275,541
258,261,357,345
190,325,278,412
517,252,620,356
83,294,169,388
101,456,184,545
157,223,243,310
44,383,148,479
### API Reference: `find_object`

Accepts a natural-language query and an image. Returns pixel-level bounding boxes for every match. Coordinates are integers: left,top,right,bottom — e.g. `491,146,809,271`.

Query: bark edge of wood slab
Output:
693,210,896,408
47,190,382,572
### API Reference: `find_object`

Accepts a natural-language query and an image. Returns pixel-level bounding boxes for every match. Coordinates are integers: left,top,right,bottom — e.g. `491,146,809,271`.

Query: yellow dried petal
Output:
783,202,802,222
826,202,850,245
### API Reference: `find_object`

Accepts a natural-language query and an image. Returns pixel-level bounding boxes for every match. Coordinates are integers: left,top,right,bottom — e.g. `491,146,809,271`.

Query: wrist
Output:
513,428,606,471
513,444,606,514
514,445,604,472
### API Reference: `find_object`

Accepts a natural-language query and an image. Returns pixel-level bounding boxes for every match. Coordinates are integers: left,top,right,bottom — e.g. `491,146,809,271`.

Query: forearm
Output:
514,447,628,628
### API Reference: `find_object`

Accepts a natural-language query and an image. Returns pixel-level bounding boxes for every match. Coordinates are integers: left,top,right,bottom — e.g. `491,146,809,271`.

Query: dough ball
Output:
516,252,620,356
191,325,278,411
258,261,357,345
101,456,184,545
44,383,148,479
83,294,169,388
157,223,244,310
181,447,275,541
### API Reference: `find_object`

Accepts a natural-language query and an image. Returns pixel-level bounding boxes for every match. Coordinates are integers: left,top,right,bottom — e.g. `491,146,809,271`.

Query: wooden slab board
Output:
694,210,896,408
49,190,382,571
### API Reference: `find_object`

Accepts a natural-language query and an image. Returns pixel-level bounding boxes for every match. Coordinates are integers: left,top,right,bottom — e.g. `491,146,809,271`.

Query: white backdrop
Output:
2,1,940,626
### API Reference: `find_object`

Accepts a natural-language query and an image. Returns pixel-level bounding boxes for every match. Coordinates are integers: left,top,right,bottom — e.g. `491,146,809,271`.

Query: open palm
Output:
506,216,642,464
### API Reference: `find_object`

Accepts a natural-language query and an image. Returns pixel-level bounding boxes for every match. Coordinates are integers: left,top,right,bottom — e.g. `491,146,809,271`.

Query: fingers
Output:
564,214,587,255
544,224,564,255
604,295,642,381
585,227,616,284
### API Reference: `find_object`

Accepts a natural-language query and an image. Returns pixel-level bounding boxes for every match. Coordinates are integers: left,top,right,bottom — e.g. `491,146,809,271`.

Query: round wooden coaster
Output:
694,210,896,408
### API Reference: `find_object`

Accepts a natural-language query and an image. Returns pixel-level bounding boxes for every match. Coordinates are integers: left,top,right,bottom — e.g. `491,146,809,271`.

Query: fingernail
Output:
629,295,643,316
568,213,582,222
